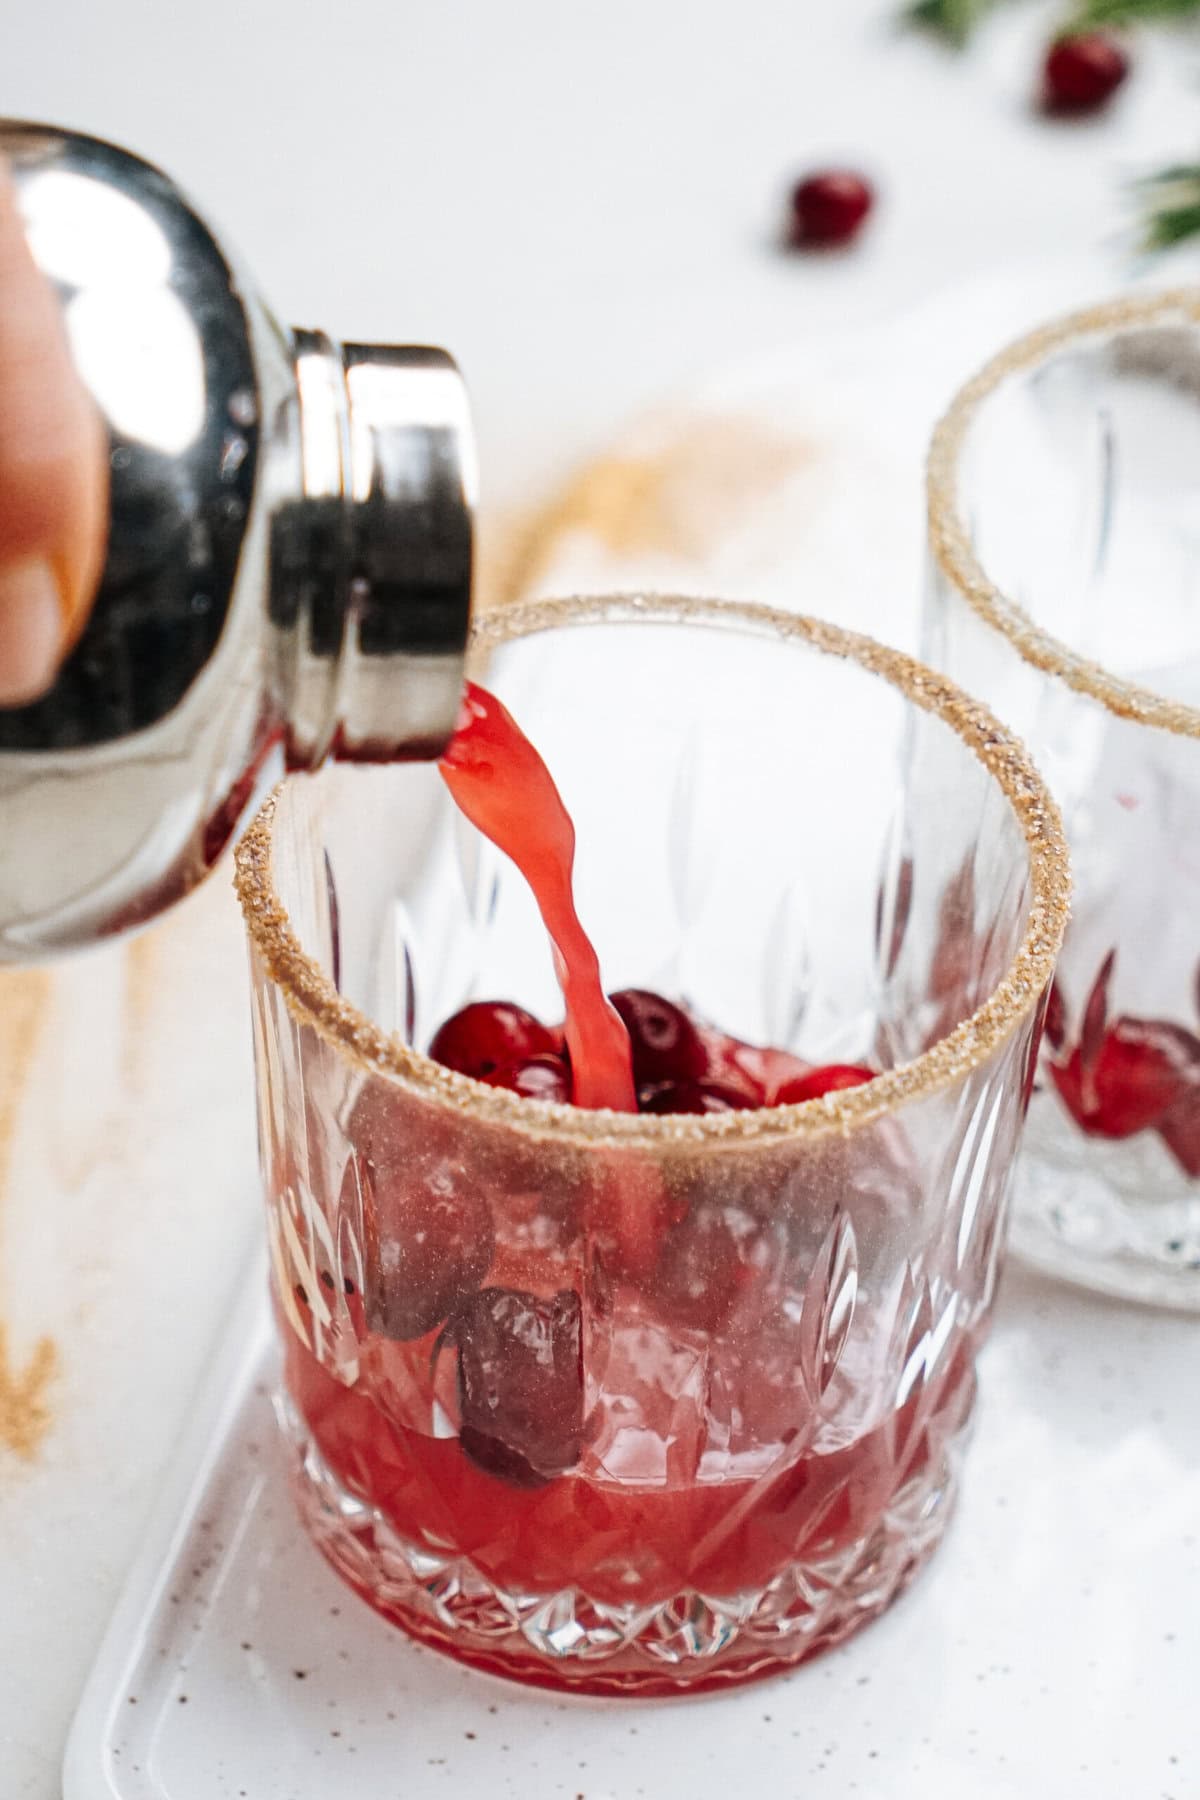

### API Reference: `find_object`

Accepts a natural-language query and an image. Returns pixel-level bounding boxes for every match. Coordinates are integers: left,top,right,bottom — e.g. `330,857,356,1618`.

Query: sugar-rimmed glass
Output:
927,292,1200,1310
235,593,1066,1694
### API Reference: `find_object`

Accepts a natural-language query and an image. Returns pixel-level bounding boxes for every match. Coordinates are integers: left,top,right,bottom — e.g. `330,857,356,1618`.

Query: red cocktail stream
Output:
438,680,636,1113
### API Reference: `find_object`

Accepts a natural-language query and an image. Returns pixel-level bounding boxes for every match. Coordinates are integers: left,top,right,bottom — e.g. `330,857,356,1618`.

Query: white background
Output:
5,0,1198,505
1,2,1199,1795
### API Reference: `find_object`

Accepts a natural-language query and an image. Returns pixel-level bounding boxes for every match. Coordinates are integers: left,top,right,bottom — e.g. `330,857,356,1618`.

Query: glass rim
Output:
928,287,1200,741
233,592,1069,1149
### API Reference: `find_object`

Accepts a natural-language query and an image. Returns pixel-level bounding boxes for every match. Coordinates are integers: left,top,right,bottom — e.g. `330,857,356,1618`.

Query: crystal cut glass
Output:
927,293,1200,1309
236,593,1066,1693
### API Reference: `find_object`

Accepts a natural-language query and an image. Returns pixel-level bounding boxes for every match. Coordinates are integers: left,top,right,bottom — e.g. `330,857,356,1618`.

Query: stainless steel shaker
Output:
0,121,475,959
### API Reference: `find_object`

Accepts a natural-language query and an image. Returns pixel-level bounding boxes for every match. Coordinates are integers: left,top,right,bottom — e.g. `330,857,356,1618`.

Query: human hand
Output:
0,161,106,705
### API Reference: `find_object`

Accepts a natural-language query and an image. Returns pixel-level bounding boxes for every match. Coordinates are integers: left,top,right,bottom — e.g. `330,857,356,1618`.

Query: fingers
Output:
0,160,107,705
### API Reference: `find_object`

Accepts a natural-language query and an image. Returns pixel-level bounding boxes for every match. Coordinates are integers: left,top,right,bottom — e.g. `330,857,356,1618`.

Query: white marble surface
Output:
0,2,1198,1795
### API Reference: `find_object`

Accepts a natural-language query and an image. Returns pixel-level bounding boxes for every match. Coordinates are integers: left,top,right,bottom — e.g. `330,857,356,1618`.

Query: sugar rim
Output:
928,287,1200,740
233,593,1069,1148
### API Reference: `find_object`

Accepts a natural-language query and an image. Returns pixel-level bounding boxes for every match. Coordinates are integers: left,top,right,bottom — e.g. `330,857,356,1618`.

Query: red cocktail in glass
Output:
237,594,1066,1692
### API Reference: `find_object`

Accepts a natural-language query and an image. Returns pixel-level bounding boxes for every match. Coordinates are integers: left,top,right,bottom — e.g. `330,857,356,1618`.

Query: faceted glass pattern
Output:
926,299,1200,1309
241,598,1056,1693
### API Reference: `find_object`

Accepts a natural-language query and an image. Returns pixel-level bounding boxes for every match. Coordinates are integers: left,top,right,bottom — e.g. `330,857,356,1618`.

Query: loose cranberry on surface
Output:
609,989,708,1087
775,1063,875,1104
1041,32,1129,115
444,1286,584,1487
638,1077,757,1116
483,1053,572,1102
428,1000,559,1083
786,170,875,250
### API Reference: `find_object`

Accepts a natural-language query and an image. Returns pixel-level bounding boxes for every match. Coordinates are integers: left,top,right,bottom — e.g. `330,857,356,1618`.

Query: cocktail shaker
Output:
0,121,475,959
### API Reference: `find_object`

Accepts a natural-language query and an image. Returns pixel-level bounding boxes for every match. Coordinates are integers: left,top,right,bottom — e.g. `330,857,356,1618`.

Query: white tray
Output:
63,1257,1198,1800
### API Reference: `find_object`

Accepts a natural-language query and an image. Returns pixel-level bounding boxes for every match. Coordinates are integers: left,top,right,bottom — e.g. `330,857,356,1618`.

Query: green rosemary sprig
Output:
1140,164,1200,249
903,0,1008,47
1067,0,1200,24
904,0,1200,41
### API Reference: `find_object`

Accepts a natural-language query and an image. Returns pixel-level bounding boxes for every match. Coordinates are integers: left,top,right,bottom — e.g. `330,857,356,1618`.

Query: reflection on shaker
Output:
0,120,475,959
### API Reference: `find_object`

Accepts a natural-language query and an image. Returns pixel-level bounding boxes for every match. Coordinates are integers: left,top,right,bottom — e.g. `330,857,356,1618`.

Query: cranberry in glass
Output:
445,1286,584,1487
609,988,707,1086
1047,952,1200,1174
638,1077,756,1115
775,1063,875,1104
786,170,874,249
483,1052,572,1102
1041,32,1129,115
1051,1020,1200,1141
429,1000,559,1082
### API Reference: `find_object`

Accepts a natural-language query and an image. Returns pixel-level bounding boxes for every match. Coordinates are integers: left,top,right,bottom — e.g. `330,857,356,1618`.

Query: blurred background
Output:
5,0,1197,504
0,2,1197,1792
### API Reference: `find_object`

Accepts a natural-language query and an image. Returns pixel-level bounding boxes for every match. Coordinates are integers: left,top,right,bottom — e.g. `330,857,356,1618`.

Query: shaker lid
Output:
274,334,476,767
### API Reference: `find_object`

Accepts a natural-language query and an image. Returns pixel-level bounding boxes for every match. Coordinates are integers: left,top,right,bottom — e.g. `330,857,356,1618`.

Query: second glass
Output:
236,594,1066,1694
927,292,1200,1309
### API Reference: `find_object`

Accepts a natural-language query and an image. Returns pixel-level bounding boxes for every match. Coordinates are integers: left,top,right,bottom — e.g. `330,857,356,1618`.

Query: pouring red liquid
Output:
436,679,871,1118
434,679,873,1280
274,678,951,1696
438,680,636,1112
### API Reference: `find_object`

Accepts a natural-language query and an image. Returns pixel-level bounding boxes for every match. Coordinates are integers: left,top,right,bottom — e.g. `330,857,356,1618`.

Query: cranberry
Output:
695,1027,772,1105
609,989,707,1087
428,1001,559,1082
357,1150,495,1341
750,1046,811,1103
638,1077,756,1115
483,1052,571,1102
444,1286,584,1487
1048,952,1200,1156
1097,1023,1196,1135
1052,1019,1200,1141
656,1201,764,1334
775,1063,875,1104
786,170,874,250
1041,32,1129,115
